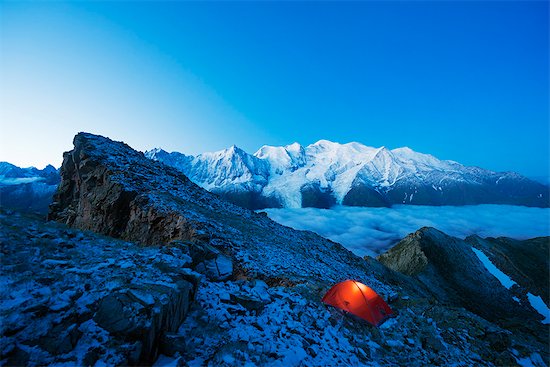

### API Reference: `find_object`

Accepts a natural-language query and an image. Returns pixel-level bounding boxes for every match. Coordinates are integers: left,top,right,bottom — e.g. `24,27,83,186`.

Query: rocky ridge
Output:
48,133,389,287
378,228,549,361
378,228,548,325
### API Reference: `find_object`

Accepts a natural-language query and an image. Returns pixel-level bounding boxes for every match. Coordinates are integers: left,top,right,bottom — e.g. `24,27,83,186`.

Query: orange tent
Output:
322,280,393,326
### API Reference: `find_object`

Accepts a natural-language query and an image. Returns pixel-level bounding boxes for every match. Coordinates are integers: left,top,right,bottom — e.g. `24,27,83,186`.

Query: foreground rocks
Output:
0,211,198,365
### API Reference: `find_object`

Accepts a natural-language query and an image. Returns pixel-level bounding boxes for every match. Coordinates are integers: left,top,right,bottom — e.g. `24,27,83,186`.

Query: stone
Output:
196,255,233,281
3,346,30,367
484,330,511,352
94,280,195,363
160,333,188,357
94,293,141,336
230,294,266,313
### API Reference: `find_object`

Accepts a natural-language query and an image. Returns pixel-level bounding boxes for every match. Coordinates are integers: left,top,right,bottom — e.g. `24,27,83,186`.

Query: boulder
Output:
94,281,195,363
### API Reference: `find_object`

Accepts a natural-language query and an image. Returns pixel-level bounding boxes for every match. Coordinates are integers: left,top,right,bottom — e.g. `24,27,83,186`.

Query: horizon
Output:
1,1,548,178
4,133,550,185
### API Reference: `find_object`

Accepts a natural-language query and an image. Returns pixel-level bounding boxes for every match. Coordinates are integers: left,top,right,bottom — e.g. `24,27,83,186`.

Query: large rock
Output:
94,281,194,363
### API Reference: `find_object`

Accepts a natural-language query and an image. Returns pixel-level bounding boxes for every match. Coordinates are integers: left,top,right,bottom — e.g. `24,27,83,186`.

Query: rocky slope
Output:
378,228,549,357
0,210,198,365
0,162,59,214
3,132,547,366
146,140,549,209
48,133,391,286
378,228,548,324
465,235,549,310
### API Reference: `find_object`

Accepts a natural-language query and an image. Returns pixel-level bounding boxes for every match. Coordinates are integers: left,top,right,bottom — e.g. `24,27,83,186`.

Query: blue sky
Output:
0,1,548,179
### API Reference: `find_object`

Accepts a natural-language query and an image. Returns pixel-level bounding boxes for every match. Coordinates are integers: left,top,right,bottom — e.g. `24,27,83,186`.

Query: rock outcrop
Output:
47,133,390,286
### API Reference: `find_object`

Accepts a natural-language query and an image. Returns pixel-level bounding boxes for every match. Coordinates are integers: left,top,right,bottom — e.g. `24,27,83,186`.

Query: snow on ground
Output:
162,274,520,367
471,248,516,289
526,293,550,324
472,247,550,324
175,280,376,367
264,205,550,257
0,211,197,366
514,352,546,367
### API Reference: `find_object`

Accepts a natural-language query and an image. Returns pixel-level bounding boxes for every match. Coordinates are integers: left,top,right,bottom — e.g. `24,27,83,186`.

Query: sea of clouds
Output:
0,176,44,185
264,205,550,257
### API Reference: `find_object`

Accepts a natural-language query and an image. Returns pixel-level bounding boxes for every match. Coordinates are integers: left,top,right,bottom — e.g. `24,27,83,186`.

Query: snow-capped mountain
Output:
145,140,549,209
0,162,60,214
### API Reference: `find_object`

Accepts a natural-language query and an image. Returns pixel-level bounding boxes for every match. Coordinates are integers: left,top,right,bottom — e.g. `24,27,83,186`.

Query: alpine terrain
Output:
1,133,547,366
146,140,549,210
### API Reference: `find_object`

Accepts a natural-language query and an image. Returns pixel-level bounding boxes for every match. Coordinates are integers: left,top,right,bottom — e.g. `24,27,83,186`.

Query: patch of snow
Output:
471,247,516,289
526,293,550,324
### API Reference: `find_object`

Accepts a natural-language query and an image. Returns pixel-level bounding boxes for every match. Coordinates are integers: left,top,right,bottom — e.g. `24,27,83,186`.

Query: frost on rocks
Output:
0,211,198,366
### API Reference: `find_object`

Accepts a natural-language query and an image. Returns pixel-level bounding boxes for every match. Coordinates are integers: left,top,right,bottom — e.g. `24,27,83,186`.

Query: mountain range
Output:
0,162,59,213
146,140,549,209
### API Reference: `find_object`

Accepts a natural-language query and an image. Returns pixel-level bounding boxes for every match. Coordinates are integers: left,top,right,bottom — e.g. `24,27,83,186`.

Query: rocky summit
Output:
1,132,548,366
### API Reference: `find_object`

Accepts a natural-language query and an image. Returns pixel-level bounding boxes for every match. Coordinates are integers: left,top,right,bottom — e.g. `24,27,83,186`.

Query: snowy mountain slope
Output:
145,140,549,209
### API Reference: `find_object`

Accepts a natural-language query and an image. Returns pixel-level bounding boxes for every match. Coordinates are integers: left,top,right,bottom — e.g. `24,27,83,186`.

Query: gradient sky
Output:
0,1,548,179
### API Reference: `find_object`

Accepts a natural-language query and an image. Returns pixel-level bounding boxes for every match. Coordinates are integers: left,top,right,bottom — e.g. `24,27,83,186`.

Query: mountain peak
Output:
312,139,337,147
284,142,304,153
393,146,414,153
148,147,167,155
226,144,246,155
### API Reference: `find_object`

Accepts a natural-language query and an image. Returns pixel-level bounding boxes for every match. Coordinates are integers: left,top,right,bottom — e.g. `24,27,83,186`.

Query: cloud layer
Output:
264,205,550,257
0,176,44,186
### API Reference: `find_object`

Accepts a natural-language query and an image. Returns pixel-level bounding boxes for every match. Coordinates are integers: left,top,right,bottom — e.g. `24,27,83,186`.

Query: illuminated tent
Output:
322,280,393,326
